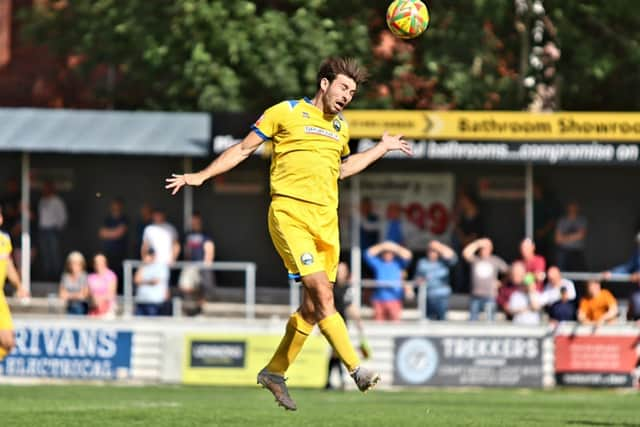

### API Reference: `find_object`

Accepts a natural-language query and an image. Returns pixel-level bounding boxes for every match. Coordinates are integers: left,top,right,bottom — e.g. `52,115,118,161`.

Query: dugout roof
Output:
0,108,211,157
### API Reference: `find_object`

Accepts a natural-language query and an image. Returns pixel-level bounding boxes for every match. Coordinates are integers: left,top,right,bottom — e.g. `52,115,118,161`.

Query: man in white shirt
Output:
541,265,576,306
507,274,543,325
134,249,170,316
141,208,180,265
38,181,67,279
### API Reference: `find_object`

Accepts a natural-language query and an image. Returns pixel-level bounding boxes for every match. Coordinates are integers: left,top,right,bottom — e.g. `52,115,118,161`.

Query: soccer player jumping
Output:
166,57,412,410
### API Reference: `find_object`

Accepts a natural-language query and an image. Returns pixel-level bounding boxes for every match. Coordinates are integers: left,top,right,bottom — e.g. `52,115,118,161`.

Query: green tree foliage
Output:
20,0,640,111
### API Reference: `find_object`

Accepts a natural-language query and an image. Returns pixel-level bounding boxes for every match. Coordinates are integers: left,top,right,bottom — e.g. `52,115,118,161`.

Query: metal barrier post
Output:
246,263,256,319
417,283,427,320
123,260,133,318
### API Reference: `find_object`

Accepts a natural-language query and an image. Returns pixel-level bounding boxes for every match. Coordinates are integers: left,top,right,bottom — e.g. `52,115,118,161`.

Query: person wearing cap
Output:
506,270,543,325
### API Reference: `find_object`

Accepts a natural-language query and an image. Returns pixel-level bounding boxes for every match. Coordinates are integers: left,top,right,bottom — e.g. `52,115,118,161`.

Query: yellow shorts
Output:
0,292,13,330
268,196,340,282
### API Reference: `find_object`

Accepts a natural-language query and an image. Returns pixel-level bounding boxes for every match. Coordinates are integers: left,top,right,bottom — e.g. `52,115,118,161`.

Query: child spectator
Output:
578,280,618,325
134,249,170,316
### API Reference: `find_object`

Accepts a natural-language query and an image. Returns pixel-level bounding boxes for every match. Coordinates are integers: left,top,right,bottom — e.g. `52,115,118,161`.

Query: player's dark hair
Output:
316,57,368,89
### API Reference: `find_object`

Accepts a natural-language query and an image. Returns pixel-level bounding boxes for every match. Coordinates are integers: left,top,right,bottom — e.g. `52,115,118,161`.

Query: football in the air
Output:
386,0,430,39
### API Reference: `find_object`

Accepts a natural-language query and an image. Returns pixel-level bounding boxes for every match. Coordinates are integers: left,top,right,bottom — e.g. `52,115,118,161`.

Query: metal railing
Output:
290,279,428,319
122,260,257,319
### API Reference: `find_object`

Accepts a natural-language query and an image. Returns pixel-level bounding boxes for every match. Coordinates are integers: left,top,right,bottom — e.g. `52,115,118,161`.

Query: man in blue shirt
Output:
365,241,412,321
99,198,128,290
414,240,458,321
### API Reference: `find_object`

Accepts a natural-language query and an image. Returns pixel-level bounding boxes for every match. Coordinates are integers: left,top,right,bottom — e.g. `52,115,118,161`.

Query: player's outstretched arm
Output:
339,131,412,180
165,131,265,195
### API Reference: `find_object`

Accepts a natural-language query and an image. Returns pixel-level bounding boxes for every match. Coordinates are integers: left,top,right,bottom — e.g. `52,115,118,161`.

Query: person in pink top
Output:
519,238,546,291
88,253,117,318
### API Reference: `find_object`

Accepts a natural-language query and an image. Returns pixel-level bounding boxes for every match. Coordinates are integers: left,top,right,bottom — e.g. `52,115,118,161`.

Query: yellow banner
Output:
182,334,327,387
344,111,640,142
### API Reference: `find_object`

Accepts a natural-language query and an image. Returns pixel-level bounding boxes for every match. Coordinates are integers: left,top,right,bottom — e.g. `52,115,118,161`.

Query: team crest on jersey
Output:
333,118,341,132
300,252,314,266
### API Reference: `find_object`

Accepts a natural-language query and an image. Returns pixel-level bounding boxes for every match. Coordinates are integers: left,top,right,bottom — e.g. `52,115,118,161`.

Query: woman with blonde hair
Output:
88,253,117,318
58,251,89,315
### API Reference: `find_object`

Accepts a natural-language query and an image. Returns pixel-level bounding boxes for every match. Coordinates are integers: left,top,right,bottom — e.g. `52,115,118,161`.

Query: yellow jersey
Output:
0,231,11,289
252,98,350,209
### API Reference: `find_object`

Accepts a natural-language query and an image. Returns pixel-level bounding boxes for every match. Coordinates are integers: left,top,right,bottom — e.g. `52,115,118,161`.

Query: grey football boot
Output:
350,366,381,392
257,368,297,411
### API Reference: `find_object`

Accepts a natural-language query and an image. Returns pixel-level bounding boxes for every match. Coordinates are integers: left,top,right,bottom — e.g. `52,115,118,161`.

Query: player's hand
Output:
165,172,205,195
380,131,412,156
16,287,30,299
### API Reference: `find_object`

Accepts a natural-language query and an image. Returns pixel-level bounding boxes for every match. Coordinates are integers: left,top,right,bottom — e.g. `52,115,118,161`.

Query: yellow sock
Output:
265,312,314,376
318,312,361,373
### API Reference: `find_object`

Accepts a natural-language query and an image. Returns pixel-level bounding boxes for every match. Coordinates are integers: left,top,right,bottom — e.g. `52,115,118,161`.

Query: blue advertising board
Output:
0,326,133,380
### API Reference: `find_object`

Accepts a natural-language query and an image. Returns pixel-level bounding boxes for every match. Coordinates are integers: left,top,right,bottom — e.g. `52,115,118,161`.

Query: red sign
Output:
555,336,638,373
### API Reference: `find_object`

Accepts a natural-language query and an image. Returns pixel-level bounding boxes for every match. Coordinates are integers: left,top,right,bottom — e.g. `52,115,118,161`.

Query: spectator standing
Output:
384,203,404,245
359,197,380,255
463,238,508,321
98,198,129,288
519,238,546,291
134,202,153,259
179,212,216,316
87,253,117,318
507,272,542,325
555,201,587,271
326,262,368,390
533,183,559,261
578,281,618,326
365,241,413,321
452,191,484,293
58,251,89,315
541,266,576,307
414,240,458,321
134,249,170,316
141,208,180,265
38,181,67,279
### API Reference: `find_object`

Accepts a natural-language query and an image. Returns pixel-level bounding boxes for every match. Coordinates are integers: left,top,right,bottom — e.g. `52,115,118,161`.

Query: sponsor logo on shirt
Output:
304,126,339,141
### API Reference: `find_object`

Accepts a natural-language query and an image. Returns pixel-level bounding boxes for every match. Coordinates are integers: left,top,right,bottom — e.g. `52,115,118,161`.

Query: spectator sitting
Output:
414,240,457,321
141,208,179,265
626,275,640,322
497,261,527,319
541,266,576,307
365,241,413,322
134,249,170,316
548,286,576,323
384,203,404,245
59,251,89,315
179,212,216,316
519,238,546,291
38,181,68,279
463,238,508,321
88,253,117,318
603,232,640,277
554,201,587,271
578,280,618,326
507,272,542,325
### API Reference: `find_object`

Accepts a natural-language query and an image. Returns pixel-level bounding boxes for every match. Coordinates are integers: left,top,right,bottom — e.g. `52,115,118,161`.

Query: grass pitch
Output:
0,385,638,426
